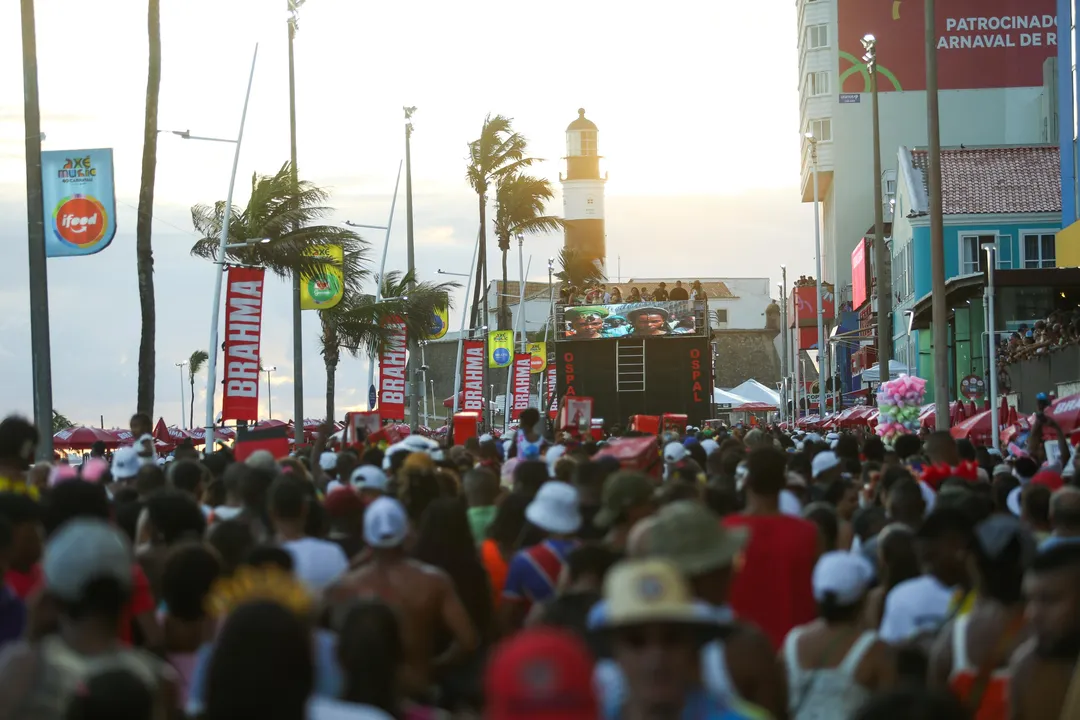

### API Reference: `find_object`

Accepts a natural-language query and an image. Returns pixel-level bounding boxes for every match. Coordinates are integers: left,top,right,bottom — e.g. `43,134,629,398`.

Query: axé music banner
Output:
379,316,408,421
41,148,118,258
511,353,532,420
462,340,485,412
221,267,265,422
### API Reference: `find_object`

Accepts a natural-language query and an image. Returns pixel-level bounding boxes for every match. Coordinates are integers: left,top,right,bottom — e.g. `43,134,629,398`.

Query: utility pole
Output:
864,34,893,386
405,106,420,431
20,0,53,459
926,0,949,429
779,268,788,422
806,136,827,418
287,0,303,439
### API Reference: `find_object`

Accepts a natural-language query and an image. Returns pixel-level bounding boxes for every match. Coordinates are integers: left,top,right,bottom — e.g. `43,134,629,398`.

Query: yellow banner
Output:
527,341,547,373
300,245,344,311
425,295,449,340
488,330,513,368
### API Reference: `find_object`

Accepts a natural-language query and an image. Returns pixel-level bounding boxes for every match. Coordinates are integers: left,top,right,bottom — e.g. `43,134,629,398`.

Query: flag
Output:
221,267,265,422
379,316,408,421
488,330,513,368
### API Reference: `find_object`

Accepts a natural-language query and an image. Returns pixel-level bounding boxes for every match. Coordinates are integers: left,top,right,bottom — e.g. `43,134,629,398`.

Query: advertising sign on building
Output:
789,283,836,328
511,353,532,420
299,245,344,310
527,342,547,373
41,148,118,257
461,340,485,412
851,239,869,309
488,330,513,368
562,300,700,340
221,267,265,422
838,0,1057,92
426,295,450,340
547,361,557,418
378,316,408,421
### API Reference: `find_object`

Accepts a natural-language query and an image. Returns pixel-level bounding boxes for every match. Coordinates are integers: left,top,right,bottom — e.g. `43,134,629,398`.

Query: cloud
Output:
417,226,457,247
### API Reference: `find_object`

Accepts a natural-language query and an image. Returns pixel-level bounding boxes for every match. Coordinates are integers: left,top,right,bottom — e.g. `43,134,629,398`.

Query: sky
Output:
0,0,817,428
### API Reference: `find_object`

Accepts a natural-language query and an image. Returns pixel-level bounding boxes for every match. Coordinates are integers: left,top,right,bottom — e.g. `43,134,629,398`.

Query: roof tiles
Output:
909,145,1061,215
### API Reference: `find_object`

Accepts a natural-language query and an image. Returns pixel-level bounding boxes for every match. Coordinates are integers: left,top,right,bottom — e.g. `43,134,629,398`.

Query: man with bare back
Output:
323,496,478,700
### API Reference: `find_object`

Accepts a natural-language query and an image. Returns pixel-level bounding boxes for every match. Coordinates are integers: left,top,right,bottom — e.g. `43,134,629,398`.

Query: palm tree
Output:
187,350,209,429
493,173,563,330
52,410,74,433
135,0,162,417
318,270,459,422
466,115,534,330
554,246,605,289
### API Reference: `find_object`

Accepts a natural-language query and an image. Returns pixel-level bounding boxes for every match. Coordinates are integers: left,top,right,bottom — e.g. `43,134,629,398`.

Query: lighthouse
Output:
560,108,607,271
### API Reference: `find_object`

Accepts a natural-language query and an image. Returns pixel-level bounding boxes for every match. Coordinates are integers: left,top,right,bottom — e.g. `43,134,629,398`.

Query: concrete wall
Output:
712,329,782,390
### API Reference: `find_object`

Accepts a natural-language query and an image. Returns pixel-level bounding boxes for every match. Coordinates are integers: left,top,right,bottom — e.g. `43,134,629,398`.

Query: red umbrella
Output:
1046,393,1080,435
950,408,1008,446
53,426,121,450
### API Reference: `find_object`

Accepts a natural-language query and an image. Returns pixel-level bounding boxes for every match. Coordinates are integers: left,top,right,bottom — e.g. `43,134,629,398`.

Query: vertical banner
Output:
221,267,266,422
488,330,513,368
379,316,408,421
41,148,118,257
426,294,450,340
527,342,547,373
462,339,485,412
511,353,532,420
547,361,557,419
299,245,344,310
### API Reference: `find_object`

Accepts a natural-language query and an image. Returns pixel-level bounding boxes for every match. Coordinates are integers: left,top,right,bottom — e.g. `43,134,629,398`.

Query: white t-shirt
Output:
283,538,350,592
137,433,158,465
307,697,393,719
879,574,956,643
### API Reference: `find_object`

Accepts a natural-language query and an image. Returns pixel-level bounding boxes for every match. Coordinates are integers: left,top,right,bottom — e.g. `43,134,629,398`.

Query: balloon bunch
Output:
876,374,927,446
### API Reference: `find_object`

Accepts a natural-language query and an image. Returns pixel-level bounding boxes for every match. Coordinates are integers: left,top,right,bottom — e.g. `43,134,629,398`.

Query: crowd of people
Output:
560,280,707,307
997,311,1080,367
0,406,1078,719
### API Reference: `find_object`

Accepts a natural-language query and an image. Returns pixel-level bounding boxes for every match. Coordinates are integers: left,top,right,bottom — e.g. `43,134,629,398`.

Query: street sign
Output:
368,384,377,409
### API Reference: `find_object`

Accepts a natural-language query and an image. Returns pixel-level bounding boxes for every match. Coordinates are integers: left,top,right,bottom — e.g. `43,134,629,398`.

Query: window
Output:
885,178,896,195
996,235,1014,269
806,24,829,49
806,71,829,97
579,130,596,156
807,118,832,142
1022,232,1057,268
959,234,996,275
715,309,728,324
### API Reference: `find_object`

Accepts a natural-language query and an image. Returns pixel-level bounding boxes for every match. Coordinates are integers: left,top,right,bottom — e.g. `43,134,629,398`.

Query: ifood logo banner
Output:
42,149,118,257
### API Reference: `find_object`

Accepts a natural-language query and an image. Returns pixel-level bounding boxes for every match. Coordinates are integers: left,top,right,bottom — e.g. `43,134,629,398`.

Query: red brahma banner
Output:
221,267,265,422
379,316,408,422
462,340,485,412
511,352,531,420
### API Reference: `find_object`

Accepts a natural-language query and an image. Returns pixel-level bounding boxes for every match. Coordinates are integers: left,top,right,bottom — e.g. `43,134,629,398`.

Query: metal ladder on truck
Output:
616,340,645,393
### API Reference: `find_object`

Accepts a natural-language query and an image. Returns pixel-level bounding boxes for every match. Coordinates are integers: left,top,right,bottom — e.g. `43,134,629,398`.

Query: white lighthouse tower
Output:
560,108,607,271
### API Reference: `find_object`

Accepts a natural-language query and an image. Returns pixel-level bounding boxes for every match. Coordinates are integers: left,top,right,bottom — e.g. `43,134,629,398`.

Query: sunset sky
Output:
0,0,816,426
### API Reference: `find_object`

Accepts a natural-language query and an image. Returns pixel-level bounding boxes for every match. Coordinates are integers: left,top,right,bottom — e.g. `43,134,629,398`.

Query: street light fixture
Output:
804,133,827,419
262,365,276,420
175,361,189,429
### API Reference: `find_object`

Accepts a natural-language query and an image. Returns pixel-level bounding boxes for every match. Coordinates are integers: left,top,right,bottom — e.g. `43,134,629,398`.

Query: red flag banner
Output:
379,316,408,421
511,353,531,420
547,362,557,419
462,340,485,412
221,267,265,422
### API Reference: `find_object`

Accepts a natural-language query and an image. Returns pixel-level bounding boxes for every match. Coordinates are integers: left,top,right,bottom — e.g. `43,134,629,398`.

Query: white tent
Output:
713,388,752,407
730,379,781,407
860,360,911,383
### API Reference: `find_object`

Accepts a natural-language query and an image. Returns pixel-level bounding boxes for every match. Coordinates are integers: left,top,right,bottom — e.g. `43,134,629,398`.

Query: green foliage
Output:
52,410,74,433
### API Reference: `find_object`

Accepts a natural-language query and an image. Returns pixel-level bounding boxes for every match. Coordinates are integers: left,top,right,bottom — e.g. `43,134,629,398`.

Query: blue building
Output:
1057,0,1080,265
890,145,1064,402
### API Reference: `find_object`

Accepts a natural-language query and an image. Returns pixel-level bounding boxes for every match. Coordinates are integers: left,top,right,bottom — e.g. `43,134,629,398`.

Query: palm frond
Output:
188,350,209,381
555,246,605,287
493,173,564,252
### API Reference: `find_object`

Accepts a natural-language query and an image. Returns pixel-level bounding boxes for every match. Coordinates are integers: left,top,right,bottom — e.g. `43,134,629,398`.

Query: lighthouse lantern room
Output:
560,108,607,272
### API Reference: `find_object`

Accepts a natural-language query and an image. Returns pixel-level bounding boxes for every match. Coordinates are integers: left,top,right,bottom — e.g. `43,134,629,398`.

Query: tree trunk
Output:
325,357,337,425
189,378,196,430
470,192,487,329
135,0,161,417
499,243,510,330
323,316,338,423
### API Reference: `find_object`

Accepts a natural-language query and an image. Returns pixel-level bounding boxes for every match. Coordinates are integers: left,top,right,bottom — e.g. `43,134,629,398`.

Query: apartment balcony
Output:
800,136,834,202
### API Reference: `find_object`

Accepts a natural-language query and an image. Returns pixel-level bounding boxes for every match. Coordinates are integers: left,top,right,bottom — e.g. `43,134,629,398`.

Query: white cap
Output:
812,551,874,605
811,451,840,478
700,439,720,456
663,442,688,465
545,444,567,478
826,433,840,442
805,433,824,445
363,497,409,548
319,451,338,472
779,489,803,516
525,481,581,535
110,447,141,480
350,465,389,492
479,433,494,443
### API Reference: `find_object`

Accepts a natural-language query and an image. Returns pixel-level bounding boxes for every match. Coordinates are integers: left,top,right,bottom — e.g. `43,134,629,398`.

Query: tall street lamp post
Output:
287,0,304,445
983,246,1000,453
262,365,276,420
779,270,789,422
20,0,53,459
404,106,420,431
805,134,827,417
176,361,188,429
863,34,893,387
926,0,949,428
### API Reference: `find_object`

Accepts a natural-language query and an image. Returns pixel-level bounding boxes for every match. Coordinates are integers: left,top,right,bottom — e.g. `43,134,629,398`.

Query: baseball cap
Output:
44,519,133,603
525,481,581,535
812,451,841,478
110,447,141,481
663,442,688,464
644,501,747,576
363,497,409,549
349,465,389,493
812,551,874,605
545,445,567,478
700,439,720,456
594,471,655,528
599,558,718,631
484,628,598,720
318,452,338,472
744,429,771,450
1032,470,1065,492
323,487,364,518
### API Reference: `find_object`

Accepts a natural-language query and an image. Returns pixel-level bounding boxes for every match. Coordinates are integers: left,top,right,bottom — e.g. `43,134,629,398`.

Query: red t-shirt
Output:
22,562,155,646
722,513,819,649
5,565,43,600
